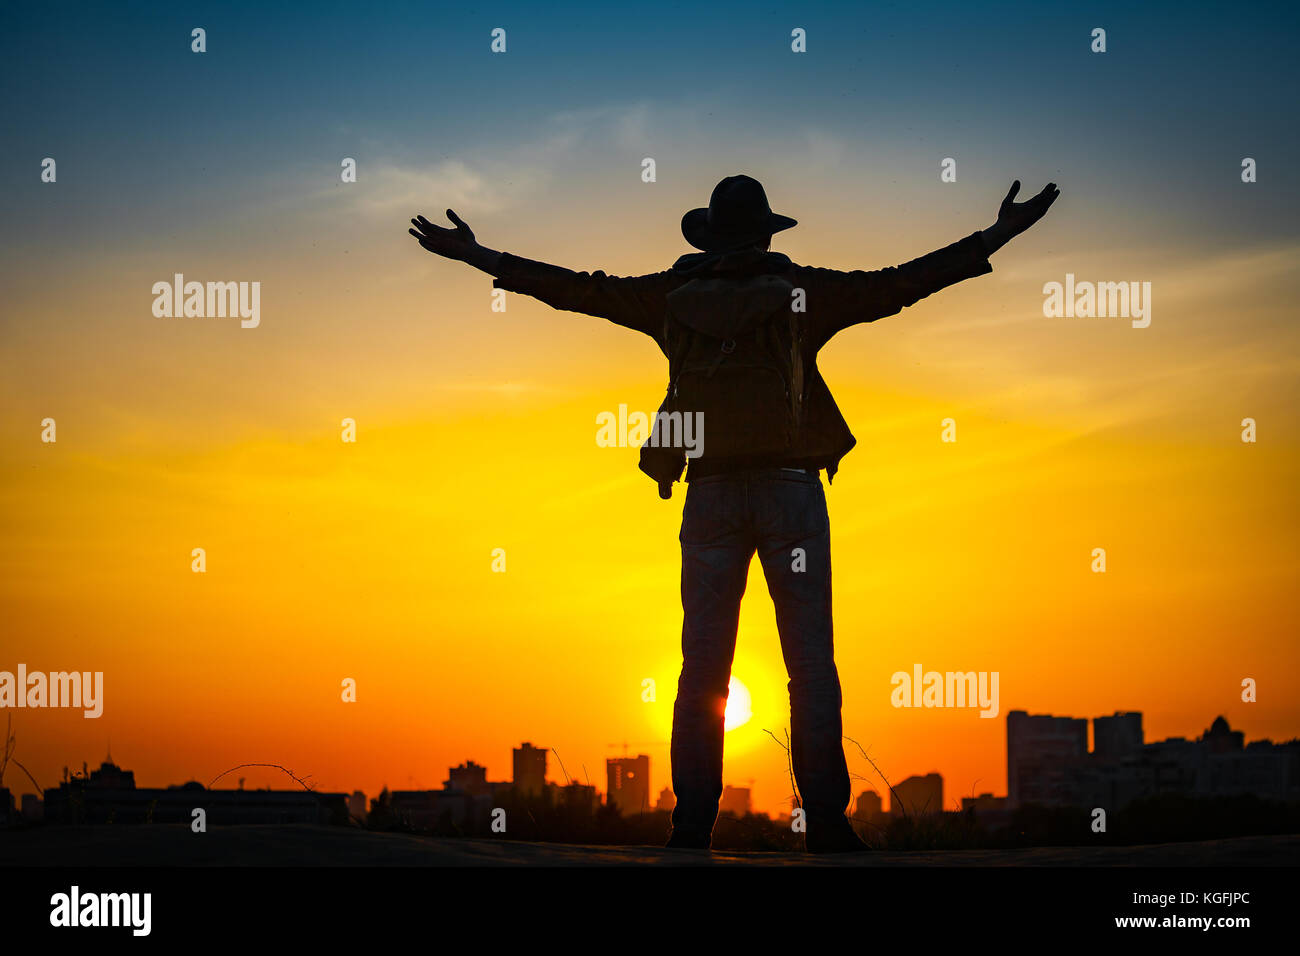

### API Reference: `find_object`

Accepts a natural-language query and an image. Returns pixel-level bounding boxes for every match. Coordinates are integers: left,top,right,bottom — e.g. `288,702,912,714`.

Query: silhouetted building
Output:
559,780,598,814
1122,734,1203,803
513,743,547,797
1192,718,1296,798
87,755,135,790
1094,712,1143,759
606,755,650,815
961,792,1011,829
349,790,367,822
43,769,347,826
890,773,944,817
1007,711,1300,809
1202,715,1244,754
395,760,519,828
21,793,42,822
720,785,751,816
1007,711,1088,807
445,761,490,796
853,789,884,827
391,788,489,828
655,787,676,813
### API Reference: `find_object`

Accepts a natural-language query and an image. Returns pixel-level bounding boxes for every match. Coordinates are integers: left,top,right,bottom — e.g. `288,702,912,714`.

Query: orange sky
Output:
3,183,1298,816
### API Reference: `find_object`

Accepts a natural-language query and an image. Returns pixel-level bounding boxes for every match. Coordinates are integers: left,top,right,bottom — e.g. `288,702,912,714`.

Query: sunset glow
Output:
725,677,753,732
2,2,1297,822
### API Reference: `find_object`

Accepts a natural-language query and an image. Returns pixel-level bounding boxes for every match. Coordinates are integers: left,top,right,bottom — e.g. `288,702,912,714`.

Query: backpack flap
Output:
666,276,794,339
661,274,802,463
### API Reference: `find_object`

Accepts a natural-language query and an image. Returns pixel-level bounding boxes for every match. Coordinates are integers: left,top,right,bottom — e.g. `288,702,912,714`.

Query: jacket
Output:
491,231,994,482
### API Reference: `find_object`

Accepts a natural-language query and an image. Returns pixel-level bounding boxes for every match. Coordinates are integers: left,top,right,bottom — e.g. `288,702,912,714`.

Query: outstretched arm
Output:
800,180,1061,349
408,208,676,342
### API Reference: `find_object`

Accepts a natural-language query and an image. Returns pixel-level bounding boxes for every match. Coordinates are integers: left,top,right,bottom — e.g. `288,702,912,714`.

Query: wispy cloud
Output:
310,100,861,229
313,102,683,221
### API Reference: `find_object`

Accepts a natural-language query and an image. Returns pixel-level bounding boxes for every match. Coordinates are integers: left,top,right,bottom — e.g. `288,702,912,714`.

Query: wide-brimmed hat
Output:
681,175,798,253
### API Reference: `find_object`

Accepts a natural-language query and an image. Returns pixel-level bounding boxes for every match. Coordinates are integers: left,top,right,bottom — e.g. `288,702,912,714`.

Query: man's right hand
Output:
409,209,503,274
980,181,1060,255
409,209,478,261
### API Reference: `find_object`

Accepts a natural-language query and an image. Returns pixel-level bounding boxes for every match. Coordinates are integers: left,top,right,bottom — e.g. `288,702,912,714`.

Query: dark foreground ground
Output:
2,825,1296,866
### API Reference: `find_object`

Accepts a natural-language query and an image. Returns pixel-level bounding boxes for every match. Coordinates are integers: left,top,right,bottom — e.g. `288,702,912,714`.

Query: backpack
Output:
639,273,804,497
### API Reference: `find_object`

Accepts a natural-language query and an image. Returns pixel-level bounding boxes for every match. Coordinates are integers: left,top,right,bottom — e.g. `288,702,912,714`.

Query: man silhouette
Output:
410,174,1059,851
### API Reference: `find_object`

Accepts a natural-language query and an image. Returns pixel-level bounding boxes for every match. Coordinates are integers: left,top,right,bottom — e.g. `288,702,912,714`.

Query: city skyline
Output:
8,707,1295,823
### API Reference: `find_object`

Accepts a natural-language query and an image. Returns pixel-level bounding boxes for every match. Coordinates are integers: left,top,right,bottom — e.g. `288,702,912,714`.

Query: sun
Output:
724,676,752,731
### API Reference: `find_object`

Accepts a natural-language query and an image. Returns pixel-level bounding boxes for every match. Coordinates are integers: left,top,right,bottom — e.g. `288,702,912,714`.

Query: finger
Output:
446,208,467,229
1004,180,1021,204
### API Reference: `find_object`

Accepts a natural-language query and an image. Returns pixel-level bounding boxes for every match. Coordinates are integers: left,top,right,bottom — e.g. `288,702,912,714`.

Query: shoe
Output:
665,829,712,850
806,821,872,854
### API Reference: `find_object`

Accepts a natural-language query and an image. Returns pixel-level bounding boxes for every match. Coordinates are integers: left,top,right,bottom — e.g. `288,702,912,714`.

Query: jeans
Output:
670,467,851,837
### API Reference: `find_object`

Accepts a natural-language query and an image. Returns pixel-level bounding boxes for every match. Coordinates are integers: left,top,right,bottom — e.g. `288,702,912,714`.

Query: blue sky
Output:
4,0,1298,255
